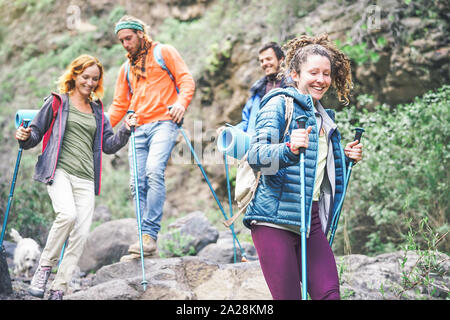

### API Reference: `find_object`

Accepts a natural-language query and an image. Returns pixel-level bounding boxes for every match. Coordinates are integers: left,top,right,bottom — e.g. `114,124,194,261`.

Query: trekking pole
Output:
58,238,68,268
127,110,148,291
223,154,237,263
328,127,365,248
170,108,248,262
0,119,33,248
295,115,309,300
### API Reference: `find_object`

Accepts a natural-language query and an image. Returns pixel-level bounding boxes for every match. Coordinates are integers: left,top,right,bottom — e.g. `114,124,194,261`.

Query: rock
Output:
158,211,219,258
2,241,16,269
92,204,112,224
0,250,12,295
338,250,450,300
197,231,257,264
66,256,270,300
64,250,449,300
78,218,138,273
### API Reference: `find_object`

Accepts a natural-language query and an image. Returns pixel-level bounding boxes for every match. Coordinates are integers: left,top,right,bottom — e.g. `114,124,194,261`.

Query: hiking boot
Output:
48,289,64,300
120,248,159,262
120,253,140,262
28,265,52,298
128,234,157,255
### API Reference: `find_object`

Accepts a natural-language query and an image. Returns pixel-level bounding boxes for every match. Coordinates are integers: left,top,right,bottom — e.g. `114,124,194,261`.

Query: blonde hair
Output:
282,34,353,105
57,54,104,100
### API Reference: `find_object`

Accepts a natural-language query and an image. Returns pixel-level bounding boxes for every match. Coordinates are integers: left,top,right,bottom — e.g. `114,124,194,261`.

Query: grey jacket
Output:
19,93,131,195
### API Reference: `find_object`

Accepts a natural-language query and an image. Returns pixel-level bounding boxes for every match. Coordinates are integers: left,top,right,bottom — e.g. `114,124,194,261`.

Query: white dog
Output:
10,228,41,278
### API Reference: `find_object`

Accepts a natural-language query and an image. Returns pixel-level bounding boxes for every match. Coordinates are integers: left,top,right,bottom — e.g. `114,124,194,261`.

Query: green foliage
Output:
157,0,241,77
8,0,54,12
205,40,233,74
158,230,196,258
334,85,450,255
383,217,448,299
334,37,382,66
96,159,134,220
1,153,55,245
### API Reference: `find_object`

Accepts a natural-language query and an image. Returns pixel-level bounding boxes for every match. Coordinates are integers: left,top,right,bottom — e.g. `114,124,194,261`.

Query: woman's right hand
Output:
15,126,31,141
289,126,312,155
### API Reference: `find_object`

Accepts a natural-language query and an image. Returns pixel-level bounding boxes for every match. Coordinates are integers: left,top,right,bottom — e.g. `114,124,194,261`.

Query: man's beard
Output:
266,72,279,81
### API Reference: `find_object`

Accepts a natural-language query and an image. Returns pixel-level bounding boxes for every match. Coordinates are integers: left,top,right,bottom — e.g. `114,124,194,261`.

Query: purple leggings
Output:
251,202,340,300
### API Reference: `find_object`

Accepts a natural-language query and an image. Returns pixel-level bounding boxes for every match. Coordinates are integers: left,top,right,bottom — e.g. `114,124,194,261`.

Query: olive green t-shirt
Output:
57,104,96,181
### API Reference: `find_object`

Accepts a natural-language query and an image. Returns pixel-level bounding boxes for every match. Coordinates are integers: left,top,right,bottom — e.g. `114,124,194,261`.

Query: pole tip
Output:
141,280,148,291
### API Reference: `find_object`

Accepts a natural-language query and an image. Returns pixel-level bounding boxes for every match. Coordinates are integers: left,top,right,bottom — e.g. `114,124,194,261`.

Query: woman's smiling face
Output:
292,54,332,102
73,64,101,99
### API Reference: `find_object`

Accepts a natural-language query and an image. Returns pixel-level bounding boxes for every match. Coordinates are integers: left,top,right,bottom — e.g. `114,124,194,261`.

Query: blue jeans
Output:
128,120,178,240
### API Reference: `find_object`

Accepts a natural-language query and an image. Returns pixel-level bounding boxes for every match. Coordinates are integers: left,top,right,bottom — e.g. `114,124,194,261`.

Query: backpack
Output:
223,95,295,227
42,93,63,152
124,43,179,97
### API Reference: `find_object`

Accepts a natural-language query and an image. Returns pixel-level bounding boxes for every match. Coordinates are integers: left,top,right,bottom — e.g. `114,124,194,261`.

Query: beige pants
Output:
39,169,95,292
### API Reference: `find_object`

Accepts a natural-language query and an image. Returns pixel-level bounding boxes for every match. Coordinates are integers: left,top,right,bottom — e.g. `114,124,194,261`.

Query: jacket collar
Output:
259,86,315,112
250,75,290,97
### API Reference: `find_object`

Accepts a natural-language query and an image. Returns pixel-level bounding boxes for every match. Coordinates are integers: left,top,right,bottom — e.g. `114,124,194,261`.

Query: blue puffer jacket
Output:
243,87,348,237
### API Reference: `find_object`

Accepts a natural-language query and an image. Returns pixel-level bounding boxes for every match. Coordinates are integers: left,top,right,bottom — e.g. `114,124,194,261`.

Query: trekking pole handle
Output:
126,110,136,132
354,127,365,142
22,120,31,129
295,115,308,154
167,105,184,127
295,115,308,129
350,127,365,164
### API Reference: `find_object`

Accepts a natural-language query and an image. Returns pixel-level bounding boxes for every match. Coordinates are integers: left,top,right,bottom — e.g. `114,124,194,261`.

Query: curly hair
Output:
57,54,104,101
281,34,353,105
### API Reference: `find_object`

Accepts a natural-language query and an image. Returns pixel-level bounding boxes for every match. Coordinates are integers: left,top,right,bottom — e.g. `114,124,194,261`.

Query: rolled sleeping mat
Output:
217,125,251,160
15,110,39,129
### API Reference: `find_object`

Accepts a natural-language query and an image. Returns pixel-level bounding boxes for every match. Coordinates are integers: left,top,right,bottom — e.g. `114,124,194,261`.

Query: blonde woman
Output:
15,54,136,300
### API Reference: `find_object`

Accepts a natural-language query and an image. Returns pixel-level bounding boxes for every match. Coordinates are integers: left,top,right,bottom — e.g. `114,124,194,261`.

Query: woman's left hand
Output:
124,113,138,130
344,140,363,163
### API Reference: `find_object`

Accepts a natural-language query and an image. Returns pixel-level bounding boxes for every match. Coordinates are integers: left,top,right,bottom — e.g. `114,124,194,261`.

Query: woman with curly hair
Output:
15,54,137,300
243,34,363,300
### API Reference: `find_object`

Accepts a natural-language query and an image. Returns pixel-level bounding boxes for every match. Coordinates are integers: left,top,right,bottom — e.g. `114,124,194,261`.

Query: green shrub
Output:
333,85,449,255
1,152,55,246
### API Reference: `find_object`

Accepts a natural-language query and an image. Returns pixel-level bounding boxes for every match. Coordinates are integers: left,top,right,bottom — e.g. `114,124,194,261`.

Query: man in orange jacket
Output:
109,15,195,261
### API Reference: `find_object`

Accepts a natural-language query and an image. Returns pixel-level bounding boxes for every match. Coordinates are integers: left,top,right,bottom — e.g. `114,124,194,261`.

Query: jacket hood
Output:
259,86,315,113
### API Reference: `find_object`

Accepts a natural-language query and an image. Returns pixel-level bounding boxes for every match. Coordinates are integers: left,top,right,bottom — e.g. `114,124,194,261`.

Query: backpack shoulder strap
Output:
124,60,133,97
283,95,294,139
153,43,180,94
42,93,62,152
